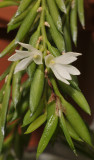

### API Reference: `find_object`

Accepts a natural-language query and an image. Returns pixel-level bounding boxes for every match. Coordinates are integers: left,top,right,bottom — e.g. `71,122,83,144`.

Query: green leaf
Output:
59,111,76,154
65,119,82,142
22,97,44,127
37,115,58,158
25,113,47,134
29,64,44,113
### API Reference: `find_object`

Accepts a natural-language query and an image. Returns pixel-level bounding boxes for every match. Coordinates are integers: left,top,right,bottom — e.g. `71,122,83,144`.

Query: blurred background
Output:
0,0,94,159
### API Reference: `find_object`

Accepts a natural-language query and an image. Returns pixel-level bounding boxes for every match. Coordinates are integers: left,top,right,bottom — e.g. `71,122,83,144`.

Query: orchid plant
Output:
0,0,94,160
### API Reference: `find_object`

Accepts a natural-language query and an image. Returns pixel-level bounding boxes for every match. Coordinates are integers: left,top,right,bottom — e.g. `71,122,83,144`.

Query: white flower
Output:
45,52,82,85
8,42,43,74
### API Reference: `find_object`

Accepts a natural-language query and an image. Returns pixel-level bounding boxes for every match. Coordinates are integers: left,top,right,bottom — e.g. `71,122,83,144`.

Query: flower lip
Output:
45,54,55,67
33,54,43,65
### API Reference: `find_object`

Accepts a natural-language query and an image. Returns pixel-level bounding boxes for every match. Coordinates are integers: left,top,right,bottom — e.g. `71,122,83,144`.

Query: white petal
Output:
15,50,32,57
18,42,35,51
14,57,33,74
8,53,24,61
8,50,32,61
63,65,81,75
45,54,54,67
66,52,82,57
53,64,72,80
55,54,77,65
51,66,70,85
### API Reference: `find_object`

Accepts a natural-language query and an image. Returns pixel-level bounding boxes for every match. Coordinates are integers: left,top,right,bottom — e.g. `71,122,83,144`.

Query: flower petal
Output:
8,53,24,61
45,54,54,67
8,50,32,61
14,57,33,74
15,50,32,57
18,42,35,51
55,54,77,65
66,52,82,57
63,65,81,75
53,64,72,80
51,66,70,85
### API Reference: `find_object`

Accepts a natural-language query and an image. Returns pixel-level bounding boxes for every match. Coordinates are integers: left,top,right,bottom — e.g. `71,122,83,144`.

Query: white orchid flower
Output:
8,42,43,74
45,52,82,85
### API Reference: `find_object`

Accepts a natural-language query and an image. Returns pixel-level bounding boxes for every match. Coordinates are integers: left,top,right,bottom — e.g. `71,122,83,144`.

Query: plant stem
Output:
40,0,47,53
50,75,65,103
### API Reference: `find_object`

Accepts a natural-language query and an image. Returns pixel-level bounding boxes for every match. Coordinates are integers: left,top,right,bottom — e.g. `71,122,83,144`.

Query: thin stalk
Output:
40,0,47,53
50,74,65,102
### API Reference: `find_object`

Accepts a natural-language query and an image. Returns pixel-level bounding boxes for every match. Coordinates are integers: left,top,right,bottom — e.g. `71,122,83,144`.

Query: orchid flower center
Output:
33,55,38,59
50,60,55,65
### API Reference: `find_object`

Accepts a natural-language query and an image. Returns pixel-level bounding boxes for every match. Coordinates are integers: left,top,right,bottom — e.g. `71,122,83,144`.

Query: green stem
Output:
50,74,65,102
40,0,47,52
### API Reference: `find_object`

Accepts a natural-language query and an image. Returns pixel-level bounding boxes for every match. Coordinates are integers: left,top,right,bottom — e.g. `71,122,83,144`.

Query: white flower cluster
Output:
8,42,81,85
